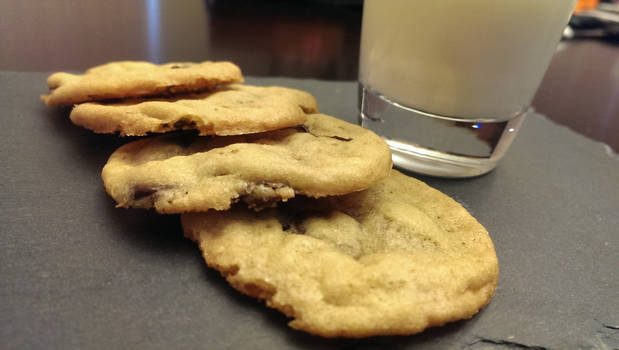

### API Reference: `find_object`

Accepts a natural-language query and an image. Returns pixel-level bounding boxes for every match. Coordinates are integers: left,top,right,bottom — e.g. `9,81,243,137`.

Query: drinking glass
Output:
358,0,577,177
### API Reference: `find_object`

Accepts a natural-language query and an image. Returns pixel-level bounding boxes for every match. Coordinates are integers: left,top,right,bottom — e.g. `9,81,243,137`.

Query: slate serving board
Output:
1,72,617,349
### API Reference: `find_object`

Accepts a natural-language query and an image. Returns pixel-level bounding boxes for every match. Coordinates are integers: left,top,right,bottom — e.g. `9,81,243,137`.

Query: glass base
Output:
358,84,526,178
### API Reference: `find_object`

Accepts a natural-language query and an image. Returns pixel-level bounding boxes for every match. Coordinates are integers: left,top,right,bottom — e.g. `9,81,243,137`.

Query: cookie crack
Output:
300,126,353,142
308,131,353,142
329,135,352,142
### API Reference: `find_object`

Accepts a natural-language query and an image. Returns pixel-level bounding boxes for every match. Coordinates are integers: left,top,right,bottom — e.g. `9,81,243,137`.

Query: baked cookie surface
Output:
69,84,317,136
41,61,243,106
182,170,499,338
102,113,392,213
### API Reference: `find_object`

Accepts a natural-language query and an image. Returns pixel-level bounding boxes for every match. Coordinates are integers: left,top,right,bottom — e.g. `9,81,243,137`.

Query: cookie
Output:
182,170,499,338
69,84,318,136
41,61,243,106
102,113,392,213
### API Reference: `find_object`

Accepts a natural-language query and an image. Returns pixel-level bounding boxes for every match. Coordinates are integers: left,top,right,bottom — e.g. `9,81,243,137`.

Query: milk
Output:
359,0,577,120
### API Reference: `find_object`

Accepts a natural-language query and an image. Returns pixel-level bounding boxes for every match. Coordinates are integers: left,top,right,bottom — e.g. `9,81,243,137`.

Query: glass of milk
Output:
358,0,577,177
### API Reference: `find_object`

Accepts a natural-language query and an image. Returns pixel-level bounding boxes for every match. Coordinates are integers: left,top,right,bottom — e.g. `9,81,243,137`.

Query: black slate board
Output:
1,72,618,349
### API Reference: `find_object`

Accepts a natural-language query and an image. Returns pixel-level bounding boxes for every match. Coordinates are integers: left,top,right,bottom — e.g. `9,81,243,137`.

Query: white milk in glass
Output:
358,0,576,177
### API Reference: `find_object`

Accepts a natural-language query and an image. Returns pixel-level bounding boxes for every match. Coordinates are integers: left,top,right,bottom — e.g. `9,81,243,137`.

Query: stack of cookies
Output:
42,60,499,338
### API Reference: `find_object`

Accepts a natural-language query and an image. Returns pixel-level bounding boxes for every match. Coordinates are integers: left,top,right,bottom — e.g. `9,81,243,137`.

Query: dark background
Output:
1,0,618,151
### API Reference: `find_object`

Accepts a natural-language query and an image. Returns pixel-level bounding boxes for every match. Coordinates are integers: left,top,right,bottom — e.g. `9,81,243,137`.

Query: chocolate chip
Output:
276,204,320,235
132,184,169,200
173,118,197,129
170,63,192,69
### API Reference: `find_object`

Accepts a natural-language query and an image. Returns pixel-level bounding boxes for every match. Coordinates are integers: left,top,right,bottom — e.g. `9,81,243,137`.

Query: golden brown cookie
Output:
69,84,317,136
182,170,499,338
41,61,243,106
102,113,392,213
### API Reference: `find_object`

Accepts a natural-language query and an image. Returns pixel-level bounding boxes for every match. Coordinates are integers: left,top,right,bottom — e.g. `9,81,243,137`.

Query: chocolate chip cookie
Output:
69,84,317,136
182,170,499,337
41,60,243,106
102,113,392,213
